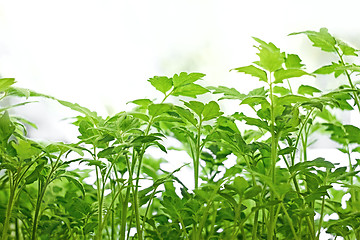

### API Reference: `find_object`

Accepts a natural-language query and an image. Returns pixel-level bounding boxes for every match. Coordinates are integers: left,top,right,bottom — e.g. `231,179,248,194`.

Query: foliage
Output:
1,28,360,240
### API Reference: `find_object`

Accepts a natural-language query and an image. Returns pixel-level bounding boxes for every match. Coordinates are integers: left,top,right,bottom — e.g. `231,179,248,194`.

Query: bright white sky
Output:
0,0,359,141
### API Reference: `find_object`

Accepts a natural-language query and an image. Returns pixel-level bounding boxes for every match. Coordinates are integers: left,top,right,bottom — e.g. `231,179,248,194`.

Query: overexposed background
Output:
1,0,360,142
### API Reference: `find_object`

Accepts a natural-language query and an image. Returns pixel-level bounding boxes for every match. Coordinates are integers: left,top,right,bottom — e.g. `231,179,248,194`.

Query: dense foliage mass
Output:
1,28,360,240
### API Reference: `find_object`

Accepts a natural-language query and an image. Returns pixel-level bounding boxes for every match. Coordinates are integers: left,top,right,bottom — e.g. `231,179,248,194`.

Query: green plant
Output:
1,28,360,240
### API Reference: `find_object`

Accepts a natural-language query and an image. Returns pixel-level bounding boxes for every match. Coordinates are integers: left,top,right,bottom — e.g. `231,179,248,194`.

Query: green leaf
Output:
274,68,311,84
12,139,42,160
0,101,36,113
314,62,344,77
172,72,205,87
244,185,262,199
183,101,204,117
132,135,162,145
25,160,46,184
60,175,86,197
233,65,267,82
290,157,335,174
290,28,336,52
202,101,223,121
128,112,150,122
174,106,197,126
80,159,106,168
338,40,358,56
0,111,15,142
278,147,295,155
128,98,153,107
58,100,99,120
253,37,285,72
241,96,268,107
97,147,115,158
297,85,321,96
273,86,291,96
148,76,173,94
285,54,305,69
0,78,16,92
233,176,248,196
172,83,209,98
46,142,84,156
276,95,309,105
148,103,172,117
242,117,269,131
344,125,360,144
208,86,246,100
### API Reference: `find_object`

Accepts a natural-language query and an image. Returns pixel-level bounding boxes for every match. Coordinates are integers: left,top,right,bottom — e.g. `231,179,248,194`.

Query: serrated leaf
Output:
58,100,99,120
148,76,173,94
344,125,360,144
242,117,269,131
278,147,296,155
148,103,172,117
97,147,115,158
128,112,150,122
274,68,311,84
241,96,268,106
12,139,42,160
314,64,336,74
80,159,106,168
290,28,336,52
172,83,209,98
290,157,335,173
0,111,15,142
297,85,321,96
128,98,153,107
273,86,291,96
172,72,205,87
174,106,197,126
233,176,248,196
285,54,305,69
208,86,246,100
60,175,85,197
338,40,358,56
244,185,262,199
0,78,16,92
45,142,84,156
183,101,204,117
202,101,223,121
233,65,267,82
25,161,46,184
276,95,309,105
131,135,162,145
314,62,345,77
253,37,285,72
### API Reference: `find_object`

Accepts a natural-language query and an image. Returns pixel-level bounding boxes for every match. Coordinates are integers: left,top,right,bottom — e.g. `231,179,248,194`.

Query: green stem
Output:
280,202,300,240
194,119,202,189
31,153,63,240
119,154,134,240
94,147,103,240
336,48,360,113
1,178,16,240
268,77,279,240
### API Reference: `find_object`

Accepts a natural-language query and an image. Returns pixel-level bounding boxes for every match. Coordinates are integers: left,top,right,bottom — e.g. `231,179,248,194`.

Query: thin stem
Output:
268,74,279,240
280,202,300,240
335,48,360,113
194,119,202,189
1,178,16,240
32,152,63,240
120,154,134,240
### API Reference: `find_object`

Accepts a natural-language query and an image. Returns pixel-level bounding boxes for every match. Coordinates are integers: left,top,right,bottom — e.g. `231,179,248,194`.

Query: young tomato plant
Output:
1,28,360,240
